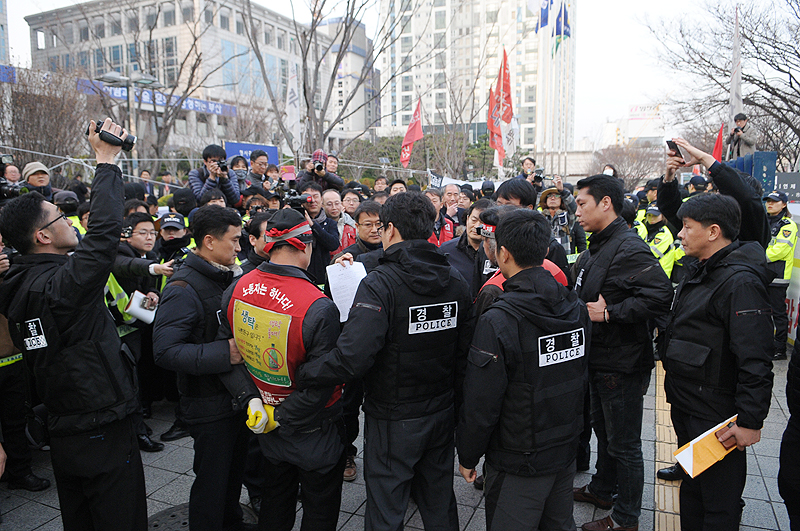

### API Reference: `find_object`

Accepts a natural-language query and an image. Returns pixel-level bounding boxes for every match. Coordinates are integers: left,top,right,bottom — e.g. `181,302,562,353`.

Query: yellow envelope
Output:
673,415,737,478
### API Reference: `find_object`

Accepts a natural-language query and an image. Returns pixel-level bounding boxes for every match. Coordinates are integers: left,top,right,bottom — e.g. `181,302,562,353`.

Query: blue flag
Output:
535,0,552,33
555,2,571,38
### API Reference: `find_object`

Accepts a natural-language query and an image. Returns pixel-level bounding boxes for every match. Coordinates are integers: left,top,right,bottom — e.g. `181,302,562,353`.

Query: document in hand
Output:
673,414,738,478
124,290,157,324
326,261,368,322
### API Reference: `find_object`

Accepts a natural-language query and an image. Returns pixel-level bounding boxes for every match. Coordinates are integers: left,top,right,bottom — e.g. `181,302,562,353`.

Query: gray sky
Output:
8,0,705,143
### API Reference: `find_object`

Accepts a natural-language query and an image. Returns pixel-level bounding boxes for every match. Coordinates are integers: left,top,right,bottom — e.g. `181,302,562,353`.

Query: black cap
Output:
159,212,185,229
263,208,314,253
765,191,789,203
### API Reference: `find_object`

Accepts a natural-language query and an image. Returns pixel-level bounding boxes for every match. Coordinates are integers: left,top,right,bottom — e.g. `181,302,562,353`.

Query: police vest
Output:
636,223,676,278
365,264,462,410
227,270,341,408
67,215,86,235
105,273,137,337
766,216,798,283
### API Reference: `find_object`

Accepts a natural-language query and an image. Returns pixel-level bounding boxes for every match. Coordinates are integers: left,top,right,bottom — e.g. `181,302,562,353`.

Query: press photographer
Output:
0,119,147,531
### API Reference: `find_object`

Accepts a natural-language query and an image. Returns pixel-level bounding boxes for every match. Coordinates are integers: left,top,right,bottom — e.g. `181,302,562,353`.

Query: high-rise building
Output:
25,0,377,154
0,0,9,64
375,0,575,163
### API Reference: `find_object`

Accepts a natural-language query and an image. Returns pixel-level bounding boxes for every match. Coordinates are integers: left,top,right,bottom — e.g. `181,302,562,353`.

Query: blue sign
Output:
224,142,279,165
0,65,16,84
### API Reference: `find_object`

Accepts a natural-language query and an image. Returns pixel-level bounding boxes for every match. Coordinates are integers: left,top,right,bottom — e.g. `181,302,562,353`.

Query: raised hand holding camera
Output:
87,118,130,164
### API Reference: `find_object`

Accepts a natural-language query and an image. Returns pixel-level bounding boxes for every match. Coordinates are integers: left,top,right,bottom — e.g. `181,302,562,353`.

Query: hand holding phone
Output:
666,140,686,163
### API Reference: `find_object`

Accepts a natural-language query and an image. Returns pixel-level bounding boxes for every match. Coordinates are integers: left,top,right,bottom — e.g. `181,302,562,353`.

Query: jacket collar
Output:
257,261,317,285
588,216,627,250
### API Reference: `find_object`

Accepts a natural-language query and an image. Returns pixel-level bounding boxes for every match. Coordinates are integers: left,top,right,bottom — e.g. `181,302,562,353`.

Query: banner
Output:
286,62,301,152
401,99,424,168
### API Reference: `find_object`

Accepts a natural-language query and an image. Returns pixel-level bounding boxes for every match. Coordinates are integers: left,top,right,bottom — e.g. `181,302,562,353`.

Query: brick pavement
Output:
0,360,791,530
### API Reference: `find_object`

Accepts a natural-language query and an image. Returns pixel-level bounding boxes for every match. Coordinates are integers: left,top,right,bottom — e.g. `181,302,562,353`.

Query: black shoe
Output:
160,423,190,442
473,474,484,490
138,434,165,452
8,473,51,492
657,463,687,481
773,352,788,361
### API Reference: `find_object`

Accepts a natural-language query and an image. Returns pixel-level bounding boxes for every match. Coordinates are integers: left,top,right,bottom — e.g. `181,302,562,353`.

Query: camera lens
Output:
315,162,324,172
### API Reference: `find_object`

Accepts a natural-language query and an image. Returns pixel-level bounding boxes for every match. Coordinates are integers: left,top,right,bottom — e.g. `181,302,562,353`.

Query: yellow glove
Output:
247,398,279,434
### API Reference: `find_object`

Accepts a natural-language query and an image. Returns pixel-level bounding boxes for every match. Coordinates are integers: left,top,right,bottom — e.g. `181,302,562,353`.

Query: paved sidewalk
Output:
0,360,791,530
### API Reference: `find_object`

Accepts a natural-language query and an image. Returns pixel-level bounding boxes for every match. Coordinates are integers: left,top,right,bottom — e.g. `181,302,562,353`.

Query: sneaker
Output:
343,455,357,482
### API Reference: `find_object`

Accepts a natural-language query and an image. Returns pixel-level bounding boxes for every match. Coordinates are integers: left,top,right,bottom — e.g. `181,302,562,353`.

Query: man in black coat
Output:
440,198,492,297
153,205,257,531
571,175,673,531
299,182,340,286
297,150,344,192
662,194,773,529
458,209,590,530
0,120,147,531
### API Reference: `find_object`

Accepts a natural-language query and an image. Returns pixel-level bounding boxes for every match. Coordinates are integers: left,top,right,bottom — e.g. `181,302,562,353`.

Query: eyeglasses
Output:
343,198,360,204
253,161,268,167
249,205,266,213
39,213,67,231
134,230,158,237
357,222,383,232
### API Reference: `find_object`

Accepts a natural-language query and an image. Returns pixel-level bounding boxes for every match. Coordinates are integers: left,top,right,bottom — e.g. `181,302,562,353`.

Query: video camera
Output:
0,154,21,201
275,177,311,214
533,168,544,183
85,119,137,152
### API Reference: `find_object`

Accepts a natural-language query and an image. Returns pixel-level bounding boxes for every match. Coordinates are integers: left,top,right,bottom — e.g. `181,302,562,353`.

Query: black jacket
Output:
574,217,673,373
297,170,344,192
457,267,590,475
240,248,268,275
307,214,341,285
662,241,774,429
0,164,139,437
296,240,473,420
788,342,800,418
153,252,249,424
113,241,160,296
440,231,481,297
658,162,770,249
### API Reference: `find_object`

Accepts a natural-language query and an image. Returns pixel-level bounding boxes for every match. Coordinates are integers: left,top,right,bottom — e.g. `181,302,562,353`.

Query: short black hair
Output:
389,179,407,191
372,191,389,201
199,188,227,207
341,189,361,201
495,209,551,268
374,176,388,186
124,212,155,233
76,202,90,220
299,181,324,195
124,198,149,217
266,164,279,173
250,149,268,162
246,212,272,239
230,155,248,169
380,191,435,240
424,187,443,199
467,198,493,217
191,205,242,246
496,179,537,207
0,192,48,255
353,200,382,223
202,144,227,161
576,174,624,215
676,193,741,241
620,196,637,227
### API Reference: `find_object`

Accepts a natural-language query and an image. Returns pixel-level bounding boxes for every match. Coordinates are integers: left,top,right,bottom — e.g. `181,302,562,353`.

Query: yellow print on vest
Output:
233,300,292,387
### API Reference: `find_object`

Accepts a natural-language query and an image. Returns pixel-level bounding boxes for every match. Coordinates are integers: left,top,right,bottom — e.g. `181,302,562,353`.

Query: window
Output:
63,22,74,44
434,32,445,49
146,8,157,29
49,29,57,48
128,43,138,64
145,40,158,73
280,58,288,93
182,3,194,22
94,48,105,76
277,31,285,50
62,54,72,72
401,75,412,92
402,94,411,109
110,14,122,36
264,25,272,45
204,3,214,24
79,23,89,41
94,17,105,38
525,85,536,103
434,72,445,88
217,117,227,137
436,92,445,108
79,51,89,69
219,8,230,30
163,36,178,86
400,0,412,11
196,114,208,136
48,56,59,72
433,0,445,6
486,10,498,23
401,15,411,33
221,39,235,88
435,52,445,69
236,19,244,35
435,11,446,29
400,36,412,54
175,117,187,134
163,5,176,26
110,44,123,72
127,14,138,32
402,114,411,125
35,29,45,50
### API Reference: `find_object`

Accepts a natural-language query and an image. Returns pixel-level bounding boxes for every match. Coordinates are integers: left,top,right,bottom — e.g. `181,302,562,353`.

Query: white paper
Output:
124,290,157,324
326,261,368,322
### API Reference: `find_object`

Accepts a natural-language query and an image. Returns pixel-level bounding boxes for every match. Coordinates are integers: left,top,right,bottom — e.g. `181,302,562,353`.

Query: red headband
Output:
262,221,313,254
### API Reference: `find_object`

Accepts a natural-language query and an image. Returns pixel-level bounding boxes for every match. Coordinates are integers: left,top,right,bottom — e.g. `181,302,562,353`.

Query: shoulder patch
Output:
783,229,792,238
538,328,585,367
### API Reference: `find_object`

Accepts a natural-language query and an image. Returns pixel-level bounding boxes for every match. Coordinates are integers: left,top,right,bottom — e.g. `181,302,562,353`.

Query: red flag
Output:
400,99,424,168
496,49,513,124
712,123,725,162
488,87,505,161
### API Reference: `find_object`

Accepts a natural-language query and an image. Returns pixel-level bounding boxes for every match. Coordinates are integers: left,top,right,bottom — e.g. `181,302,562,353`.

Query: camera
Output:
0,177,21,200
218,160,228,174
533,168,544,183
85,119,136,151
276,178,311,213
315,162,324,173
734,127,742,133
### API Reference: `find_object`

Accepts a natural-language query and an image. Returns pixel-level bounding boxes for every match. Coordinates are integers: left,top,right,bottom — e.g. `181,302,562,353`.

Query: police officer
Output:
221,208,346,531
764,190,798,360
295,191,472,531
0,119,146,531
635,204,676,278
458,209,591,530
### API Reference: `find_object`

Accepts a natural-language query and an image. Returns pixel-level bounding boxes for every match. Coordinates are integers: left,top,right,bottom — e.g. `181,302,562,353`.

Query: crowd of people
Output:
0,119,796,531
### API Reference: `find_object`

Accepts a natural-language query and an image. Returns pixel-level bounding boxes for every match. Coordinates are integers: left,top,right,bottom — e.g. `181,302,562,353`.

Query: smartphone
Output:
666,140,686,163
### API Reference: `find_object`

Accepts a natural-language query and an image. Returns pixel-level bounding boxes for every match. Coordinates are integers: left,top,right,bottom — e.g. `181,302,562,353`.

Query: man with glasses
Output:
0,119,147,530
248,149,271,188
188,144,240,206
322,189,356,255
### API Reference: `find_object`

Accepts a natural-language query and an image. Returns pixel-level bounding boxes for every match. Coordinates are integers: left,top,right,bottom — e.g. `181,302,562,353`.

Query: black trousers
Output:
188,414,250,531
50,416,147,531
768,284,790,354
342,378,365,456
243,432,265,500
671,408,747,531
259,450,346,531
0,359,33,479
779,415,800,529
364,406,459,531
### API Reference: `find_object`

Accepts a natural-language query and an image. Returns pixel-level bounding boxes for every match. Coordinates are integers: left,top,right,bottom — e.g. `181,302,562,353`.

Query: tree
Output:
648,0,800,169
588,143,663,192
